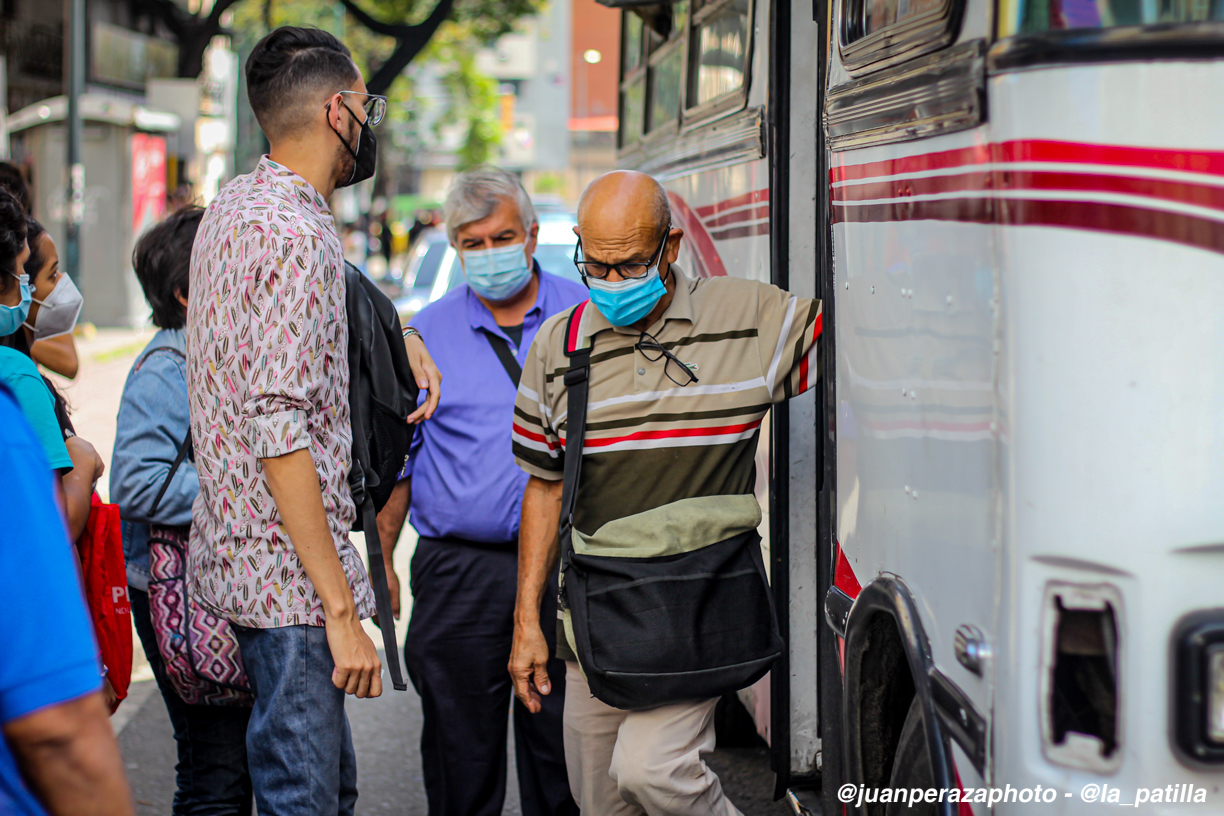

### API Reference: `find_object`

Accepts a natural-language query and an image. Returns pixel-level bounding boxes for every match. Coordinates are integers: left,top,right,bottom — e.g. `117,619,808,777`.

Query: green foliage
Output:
231,0,546,173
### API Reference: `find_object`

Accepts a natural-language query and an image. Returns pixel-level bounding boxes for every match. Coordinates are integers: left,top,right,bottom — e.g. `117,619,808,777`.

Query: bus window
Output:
649,43,686,131
839,0,959,73
620,13,647,148
623,13,644,72
1017,0,1223,32
689,0,751,110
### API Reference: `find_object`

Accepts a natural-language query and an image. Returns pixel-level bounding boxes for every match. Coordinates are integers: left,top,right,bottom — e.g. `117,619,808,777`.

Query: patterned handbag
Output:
147,436,252,706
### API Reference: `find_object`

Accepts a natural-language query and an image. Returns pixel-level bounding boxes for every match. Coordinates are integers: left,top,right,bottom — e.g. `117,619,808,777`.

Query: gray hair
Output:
443,166,537,245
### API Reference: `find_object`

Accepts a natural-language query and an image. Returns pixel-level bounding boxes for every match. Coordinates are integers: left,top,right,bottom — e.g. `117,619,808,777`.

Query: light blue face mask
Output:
587,266,668,327
0,273,31,337
461,242,534,302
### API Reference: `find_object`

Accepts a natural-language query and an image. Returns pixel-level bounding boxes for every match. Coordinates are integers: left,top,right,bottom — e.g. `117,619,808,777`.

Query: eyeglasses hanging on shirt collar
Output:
326,90,388,127
637,331,700,387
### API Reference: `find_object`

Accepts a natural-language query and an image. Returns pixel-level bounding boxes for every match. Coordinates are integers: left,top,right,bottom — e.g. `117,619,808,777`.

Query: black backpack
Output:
344,261,419,692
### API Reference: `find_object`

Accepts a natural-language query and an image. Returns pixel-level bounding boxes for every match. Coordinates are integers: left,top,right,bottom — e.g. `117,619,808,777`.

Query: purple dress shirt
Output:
404,262,587,543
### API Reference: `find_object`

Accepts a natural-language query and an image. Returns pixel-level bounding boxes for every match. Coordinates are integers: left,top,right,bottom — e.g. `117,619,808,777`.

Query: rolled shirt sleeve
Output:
756,285,823,404
513,329,565,481
243,237,330,459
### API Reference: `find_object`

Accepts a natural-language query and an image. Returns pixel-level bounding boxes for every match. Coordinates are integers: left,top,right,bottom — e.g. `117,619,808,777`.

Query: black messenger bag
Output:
557,305,784,711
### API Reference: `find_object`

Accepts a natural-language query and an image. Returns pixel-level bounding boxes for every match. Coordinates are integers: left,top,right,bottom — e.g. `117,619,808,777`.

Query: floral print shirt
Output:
186,156,375,628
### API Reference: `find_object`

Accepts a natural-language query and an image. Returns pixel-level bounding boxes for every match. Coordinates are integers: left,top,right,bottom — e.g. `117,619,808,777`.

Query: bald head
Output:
576,171,679,282
578,171,671,238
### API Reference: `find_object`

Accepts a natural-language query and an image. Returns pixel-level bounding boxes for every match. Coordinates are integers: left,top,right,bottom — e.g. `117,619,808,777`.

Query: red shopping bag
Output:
77,493,132,700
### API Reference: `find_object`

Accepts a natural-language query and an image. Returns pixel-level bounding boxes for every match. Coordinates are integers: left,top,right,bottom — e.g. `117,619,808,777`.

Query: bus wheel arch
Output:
843,577,958,816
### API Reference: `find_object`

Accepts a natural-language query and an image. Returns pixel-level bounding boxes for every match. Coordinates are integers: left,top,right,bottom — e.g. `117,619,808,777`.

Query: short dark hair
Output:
245,27,359,141
0,162,30,213
132,206,204,330
0,186,27,297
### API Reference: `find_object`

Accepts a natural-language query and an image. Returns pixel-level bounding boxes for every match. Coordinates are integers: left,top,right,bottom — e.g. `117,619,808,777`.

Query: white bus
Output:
608,0,1224,810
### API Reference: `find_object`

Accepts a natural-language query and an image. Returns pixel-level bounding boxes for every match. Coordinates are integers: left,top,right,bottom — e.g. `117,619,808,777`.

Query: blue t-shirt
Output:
0,385,101,816
0,347,71,471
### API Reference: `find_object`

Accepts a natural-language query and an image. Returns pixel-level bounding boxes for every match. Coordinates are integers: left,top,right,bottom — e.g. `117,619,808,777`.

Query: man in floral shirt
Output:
186,27,439,816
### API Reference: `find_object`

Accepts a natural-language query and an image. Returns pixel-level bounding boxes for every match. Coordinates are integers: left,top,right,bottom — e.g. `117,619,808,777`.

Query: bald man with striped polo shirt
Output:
508,171,821,816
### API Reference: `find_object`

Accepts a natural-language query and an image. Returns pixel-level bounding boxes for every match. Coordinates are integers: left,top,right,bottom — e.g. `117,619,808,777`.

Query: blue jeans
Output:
130,589,253,816
232,624,358,816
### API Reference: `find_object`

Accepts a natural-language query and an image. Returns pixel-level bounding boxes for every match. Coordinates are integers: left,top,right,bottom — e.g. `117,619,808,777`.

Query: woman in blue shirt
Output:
111,206,252,816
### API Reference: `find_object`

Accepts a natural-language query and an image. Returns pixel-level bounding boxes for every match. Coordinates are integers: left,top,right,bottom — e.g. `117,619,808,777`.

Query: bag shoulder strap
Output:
485,332,522,387
359,492,409,692
558,302,594,554
150,433,193,517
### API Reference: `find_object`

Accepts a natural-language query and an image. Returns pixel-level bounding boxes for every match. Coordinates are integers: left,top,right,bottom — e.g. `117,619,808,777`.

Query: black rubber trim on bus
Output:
824,585,854,638
988,23,1224,73
931,668,987,776
842,576,957,816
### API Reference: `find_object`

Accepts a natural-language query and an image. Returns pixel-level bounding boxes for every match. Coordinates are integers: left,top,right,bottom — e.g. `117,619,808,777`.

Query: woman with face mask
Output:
0,205,104,545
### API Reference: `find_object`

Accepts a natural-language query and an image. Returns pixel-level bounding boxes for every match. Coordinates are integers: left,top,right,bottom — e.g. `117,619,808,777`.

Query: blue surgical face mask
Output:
0,273,31,337
461,242,534,302
587,266,667,327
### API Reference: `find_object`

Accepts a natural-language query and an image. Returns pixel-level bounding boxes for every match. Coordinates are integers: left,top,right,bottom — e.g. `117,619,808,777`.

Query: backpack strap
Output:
150,434,193,517
558,302,594,558
357,491,408,691
485,332,522,387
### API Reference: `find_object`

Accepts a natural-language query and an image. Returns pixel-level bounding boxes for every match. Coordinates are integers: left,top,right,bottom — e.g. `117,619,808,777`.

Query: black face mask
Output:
331,100,377,188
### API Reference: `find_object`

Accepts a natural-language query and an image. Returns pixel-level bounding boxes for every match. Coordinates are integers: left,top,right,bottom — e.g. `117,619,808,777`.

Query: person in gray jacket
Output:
110,205,253,816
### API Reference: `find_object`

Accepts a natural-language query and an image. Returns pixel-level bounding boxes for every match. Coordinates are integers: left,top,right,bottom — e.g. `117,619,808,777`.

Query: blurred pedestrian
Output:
187,26,440,816
376,166,583,816
111,205,253,816
0,161,79,378
0,383,134,816
509,171,822,815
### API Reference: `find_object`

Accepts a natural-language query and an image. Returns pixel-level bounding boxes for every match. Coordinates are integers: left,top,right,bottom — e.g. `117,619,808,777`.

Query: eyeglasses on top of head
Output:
637,331,700,387
572,227,672,280
332,90,388,127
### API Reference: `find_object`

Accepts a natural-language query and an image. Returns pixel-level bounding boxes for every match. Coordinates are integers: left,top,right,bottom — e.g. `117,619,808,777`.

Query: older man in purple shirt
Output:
376,167,584,816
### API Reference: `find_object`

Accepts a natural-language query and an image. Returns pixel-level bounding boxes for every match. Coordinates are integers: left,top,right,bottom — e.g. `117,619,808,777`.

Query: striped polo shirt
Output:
513,266,822,658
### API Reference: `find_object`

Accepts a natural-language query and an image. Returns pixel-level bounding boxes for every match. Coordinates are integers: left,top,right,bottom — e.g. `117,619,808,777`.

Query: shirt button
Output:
638,368,645,375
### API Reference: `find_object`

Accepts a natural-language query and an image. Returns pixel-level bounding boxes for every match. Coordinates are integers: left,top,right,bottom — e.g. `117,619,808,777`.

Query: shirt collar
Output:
577,264,694,343
465,259,546,333
255,155,333,220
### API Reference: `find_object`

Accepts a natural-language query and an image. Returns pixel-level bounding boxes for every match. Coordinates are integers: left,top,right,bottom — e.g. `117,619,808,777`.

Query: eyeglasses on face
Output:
637,331,700,387
573,227,671,281
332,90,388,127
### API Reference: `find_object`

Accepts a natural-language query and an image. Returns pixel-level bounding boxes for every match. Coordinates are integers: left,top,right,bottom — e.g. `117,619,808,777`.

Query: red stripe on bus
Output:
704,204,772,229
834,542,861,600
582,418,764,448
710,222,771,241
832,197,1224,255
830,140,1224,183
832,169,1224,213
695,188,770,218
668,192,730,277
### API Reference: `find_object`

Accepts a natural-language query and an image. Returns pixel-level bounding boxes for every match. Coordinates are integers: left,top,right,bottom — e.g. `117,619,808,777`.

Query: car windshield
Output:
535,243,584,284
411,241,448,289
1016,0,1223,32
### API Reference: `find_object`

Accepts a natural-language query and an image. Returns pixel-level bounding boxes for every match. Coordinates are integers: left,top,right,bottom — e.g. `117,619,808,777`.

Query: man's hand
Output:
509,620,552,714
404,333,441,423
325,609,383,698
101,677,120,716
511,476,564,714
374,479,411,620
262,449,381,698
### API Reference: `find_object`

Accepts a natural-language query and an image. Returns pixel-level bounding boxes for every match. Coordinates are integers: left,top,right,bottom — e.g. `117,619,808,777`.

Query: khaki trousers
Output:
561,662,743,816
